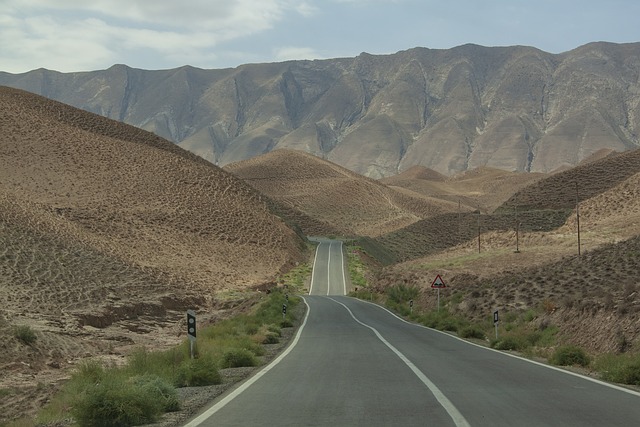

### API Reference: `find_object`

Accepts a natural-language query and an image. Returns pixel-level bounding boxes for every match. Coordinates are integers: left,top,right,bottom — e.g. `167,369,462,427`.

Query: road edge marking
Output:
329,298,470,427
183,298,312,427
339,241,347,296
308,242,322,295
354,297,640,398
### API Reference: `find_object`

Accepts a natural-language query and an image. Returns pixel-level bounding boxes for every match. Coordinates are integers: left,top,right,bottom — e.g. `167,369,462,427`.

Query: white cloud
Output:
273,46,323,62
0,0,315,72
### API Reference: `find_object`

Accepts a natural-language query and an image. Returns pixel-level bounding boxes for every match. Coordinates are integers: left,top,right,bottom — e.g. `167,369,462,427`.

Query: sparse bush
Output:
222,348,257,368
491,336,527,351
281,319,294,328
13,325,37,345
523,309,537,322
262,332,280,344
387,284,420,304
177,355,221,386
72,375,163,427
550,345,590,367
595,353,640,385
132,375,180,412
459,326,486,340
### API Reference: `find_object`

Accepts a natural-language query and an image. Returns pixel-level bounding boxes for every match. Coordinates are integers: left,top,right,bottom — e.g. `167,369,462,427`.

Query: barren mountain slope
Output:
0,87,307,421
500,147,640,211
2,42,639,177
225,149,451,237
364,149,639,264
372,168,640,354
381,165,546,212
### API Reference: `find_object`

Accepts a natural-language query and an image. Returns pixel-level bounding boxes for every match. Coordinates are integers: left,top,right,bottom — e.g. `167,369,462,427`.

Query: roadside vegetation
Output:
346,256,640,388
25,288,300,427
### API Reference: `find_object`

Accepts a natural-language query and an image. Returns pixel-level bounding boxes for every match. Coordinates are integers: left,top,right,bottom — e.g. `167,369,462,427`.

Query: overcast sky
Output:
2,0,640,74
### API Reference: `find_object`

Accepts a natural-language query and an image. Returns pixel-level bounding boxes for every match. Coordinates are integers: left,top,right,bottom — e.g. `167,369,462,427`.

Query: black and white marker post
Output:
282,303,287,321
187,309,197,359
493,310,499,340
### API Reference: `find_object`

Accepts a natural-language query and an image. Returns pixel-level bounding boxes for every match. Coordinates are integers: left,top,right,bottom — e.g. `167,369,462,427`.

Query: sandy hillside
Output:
372,156,640,354
0,86,306,422
225,149,452,237
381,165,547,213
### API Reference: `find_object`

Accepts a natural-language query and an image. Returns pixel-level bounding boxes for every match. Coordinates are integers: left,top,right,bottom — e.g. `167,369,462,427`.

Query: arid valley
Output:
1,79,640,424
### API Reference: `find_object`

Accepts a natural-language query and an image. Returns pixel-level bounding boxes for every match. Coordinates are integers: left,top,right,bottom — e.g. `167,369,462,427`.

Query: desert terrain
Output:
2,42,639,177
1,84,640,424
0,87,306,422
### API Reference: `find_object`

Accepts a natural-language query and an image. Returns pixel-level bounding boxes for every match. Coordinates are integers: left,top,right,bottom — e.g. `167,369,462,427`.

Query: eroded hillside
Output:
225,149,454,237
0,87,306,421
2,42,639,177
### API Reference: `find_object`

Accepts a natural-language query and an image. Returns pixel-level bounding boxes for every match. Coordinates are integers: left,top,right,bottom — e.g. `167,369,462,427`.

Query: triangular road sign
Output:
431,274,446,288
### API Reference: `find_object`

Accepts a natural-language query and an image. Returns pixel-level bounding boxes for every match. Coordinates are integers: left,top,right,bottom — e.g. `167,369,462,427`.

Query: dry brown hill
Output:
500,148,640,211
381,166,546,213
371,167,640,354
0,86,306,420
224,149,451,237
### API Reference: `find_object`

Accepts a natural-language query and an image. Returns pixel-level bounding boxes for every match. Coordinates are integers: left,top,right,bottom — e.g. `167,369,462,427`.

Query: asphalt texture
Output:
186,239,640,426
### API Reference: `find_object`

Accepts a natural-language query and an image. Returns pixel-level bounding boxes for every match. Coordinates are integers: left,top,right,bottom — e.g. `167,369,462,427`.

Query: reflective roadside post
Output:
187,309,196,359
493,310,499,340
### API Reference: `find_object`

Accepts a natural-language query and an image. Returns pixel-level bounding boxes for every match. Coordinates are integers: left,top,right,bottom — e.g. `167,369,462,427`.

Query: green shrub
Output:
550,345,590,367
177,355,222,387
595,353,640,385
266,324,282,336
491,336,527,351
387,284,420,304
262,332,280,344
72,376,162,427
222,348,257,368
132,375,180,412
459,326,486,340
281,319,294,328
13,325,37,345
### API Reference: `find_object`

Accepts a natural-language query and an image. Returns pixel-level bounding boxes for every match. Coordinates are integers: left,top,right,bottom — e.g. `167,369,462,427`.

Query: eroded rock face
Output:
2,42,639,176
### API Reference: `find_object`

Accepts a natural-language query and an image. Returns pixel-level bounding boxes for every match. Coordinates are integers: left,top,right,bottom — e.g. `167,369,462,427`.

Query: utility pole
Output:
477,204,481,254
515,194,520,253
575,182,581,257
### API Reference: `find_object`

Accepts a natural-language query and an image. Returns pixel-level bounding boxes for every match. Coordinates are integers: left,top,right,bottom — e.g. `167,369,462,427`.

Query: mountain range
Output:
2,42,639,177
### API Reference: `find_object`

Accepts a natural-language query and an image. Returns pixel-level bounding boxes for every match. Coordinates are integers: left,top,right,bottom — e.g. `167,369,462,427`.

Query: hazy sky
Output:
2,0,640,73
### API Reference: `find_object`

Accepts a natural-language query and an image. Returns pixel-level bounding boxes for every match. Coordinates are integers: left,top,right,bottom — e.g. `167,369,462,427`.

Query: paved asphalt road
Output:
185,239,640,426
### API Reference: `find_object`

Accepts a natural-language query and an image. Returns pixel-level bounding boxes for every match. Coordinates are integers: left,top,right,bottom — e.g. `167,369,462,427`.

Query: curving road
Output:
185,239,640,426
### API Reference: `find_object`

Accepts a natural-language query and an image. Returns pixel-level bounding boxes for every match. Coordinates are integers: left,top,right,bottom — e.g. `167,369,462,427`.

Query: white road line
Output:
355,298,640,398
327,242,332,296
183,298,312,427
330,298,471,427
308,242,321,295
339,241,347,296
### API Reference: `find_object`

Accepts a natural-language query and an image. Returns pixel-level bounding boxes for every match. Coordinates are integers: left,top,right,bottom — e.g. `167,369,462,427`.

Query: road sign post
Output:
282,303,287,321
493,310,499,340
409,299,413,314
187,310,197,359
431,275,446,312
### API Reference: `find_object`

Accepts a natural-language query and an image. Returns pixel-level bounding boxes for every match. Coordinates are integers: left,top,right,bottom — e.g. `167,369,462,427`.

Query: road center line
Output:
329,298,470,427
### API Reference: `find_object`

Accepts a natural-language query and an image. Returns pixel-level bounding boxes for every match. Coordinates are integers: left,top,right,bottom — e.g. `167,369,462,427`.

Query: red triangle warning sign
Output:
431,274,446,288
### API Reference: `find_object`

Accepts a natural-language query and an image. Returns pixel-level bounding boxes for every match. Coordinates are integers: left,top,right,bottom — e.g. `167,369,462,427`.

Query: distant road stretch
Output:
308,237,347,296
186,239,640,426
